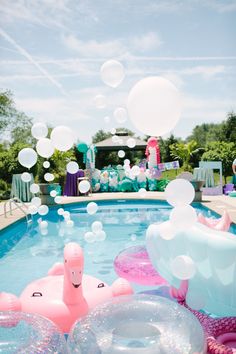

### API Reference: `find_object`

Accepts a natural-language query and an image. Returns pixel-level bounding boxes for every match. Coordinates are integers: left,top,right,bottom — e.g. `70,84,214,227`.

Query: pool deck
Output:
0,192,236,231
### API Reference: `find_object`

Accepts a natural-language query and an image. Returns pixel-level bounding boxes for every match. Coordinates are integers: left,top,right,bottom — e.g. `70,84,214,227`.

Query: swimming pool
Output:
0,199,235,296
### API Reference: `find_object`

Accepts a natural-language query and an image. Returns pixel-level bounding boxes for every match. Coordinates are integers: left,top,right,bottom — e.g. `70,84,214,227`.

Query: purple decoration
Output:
151,168,162,179
172,161,179,169
63,170,84,196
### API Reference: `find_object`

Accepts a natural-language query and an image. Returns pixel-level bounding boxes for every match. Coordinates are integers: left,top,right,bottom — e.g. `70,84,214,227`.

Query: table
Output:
10,174,34,202
63,170,84,196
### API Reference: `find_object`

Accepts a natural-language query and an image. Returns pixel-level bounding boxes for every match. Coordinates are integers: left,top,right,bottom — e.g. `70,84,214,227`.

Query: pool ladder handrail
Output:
4,197,32,224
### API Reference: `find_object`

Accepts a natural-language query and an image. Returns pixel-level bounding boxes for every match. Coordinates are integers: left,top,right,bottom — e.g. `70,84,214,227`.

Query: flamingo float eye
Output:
32,292,43,297
97,283,105,288
65,260,67,263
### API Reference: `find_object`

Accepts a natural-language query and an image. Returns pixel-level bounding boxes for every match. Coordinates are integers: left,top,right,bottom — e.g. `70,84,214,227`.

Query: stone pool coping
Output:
0,191,236,231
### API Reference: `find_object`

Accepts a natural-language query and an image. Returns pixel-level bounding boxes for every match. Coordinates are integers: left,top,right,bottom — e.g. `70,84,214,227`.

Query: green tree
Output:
201,141,236,183
0,142,38,183
92,128,135,144
187,123,223,147
159,134,182,162
92,130,112,144
0,90,14,133
0,90,34,144
47,149,76,186
170,140,201,171
221,111,236,143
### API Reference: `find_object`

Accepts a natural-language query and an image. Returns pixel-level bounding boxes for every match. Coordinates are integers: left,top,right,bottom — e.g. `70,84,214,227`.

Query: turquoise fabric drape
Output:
10,174,34,202
193,168,215,187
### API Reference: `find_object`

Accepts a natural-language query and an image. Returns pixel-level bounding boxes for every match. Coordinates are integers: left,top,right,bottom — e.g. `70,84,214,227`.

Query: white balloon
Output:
50,190,57,197
28,204,38,215
104,116,110,123
118,150,125,158
86,202,98,215
50,126,75,152
110,128,116,135
31,196,41,207
131,165,140,176
57,208,64,215
91,221,103,233
84,231,96,243
124,159,130,165
36,138,54,158
31,122,48,139
130,234,137,241
138,188,147,197
43,161,50,168
40,229,48,236
66,161,79,174
96,230,106,241
44,173,54,182
63,211,70,220
159,221,176,240
171,255,196,280
127,138,136,148
18,148,37,169
170,205,197,230
21,172,32,182
79,180,90,194
100,60,125,88
94,94,106,109
66,220,74,228
38,205,49,216
113,107,127,123
30,183,40,194
39,220,48,229
127,76,182,136
55,196,62,204
165,179,195,207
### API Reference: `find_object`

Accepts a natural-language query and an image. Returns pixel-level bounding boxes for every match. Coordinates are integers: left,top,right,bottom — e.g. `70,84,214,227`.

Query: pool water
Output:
0,200,235,296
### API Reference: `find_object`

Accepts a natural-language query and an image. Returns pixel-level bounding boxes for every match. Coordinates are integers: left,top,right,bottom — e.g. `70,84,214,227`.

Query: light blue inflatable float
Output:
146,221,236,317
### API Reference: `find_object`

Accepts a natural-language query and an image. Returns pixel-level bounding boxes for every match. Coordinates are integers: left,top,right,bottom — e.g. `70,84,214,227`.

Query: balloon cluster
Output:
18,123,75,171
57,208,75,228
163,179,197,280
84,221,107,243
18,122,78,212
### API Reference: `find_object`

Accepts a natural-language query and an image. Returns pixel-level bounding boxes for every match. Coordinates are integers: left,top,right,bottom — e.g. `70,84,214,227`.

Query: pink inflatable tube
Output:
198,210,231,231
171,281,236,354
114,245,167,286
0,243,133,333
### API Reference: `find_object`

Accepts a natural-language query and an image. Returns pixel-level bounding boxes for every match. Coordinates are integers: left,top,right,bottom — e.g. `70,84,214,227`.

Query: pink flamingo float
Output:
0,243,133,333
171,280,236,353
198,210,231,231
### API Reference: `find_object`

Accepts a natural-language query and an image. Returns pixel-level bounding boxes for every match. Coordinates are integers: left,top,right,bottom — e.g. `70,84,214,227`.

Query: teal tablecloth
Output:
193,168,215,187
10,174,34,202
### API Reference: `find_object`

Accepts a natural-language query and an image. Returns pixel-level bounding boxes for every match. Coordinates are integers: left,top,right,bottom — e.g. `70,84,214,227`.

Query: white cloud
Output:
0,0,71,30
62,34,127,57
132,32,162,52
181,65,226,78
183,95,236,119
0,28,67,96
201,0,236,13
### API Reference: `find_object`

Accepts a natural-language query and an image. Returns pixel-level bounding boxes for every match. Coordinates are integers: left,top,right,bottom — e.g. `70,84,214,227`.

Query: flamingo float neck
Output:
62,243,85,305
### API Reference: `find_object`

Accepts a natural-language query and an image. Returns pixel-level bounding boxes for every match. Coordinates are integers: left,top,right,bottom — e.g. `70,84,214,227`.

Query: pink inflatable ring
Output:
114,245,167,286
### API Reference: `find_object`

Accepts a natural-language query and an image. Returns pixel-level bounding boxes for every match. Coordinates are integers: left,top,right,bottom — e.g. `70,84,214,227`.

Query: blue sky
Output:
0,0,236,142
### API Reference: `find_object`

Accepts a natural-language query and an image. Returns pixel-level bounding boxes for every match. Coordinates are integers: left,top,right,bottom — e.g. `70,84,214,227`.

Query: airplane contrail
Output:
0,28,67,96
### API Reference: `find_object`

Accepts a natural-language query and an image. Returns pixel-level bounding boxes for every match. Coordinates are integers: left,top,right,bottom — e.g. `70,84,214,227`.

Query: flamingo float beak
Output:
69,268,82,288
